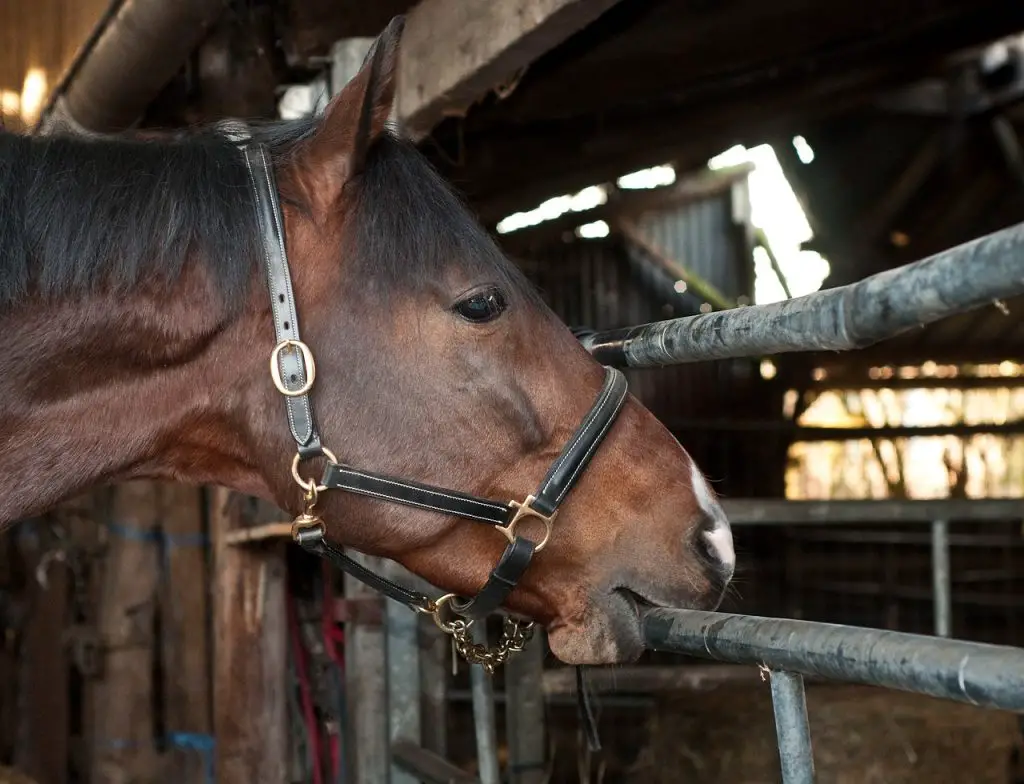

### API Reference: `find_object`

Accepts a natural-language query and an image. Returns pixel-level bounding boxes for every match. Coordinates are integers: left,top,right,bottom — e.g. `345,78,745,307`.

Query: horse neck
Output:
0,263,273,526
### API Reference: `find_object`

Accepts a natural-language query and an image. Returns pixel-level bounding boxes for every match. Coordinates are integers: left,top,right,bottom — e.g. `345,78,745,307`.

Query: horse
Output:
0,16,734,666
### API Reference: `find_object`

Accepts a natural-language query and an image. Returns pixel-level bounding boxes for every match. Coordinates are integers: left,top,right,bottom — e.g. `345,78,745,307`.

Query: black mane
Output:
0,116,536,309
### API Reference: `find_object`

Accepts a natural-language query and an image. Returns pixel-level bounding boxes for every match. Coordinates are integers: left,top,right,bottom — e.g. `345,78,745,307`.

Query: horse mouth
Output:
614,585,659,621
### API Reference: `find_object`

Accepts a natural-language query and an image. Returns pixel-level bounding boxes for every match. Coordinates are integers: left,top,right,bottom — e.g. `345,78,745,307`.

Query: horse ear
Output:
296,16,404,215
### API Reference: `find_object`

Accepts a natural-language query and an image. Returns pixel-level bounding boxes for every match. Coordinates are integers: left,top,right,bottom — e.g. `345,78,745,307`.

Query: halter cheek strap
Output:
241,135,626,748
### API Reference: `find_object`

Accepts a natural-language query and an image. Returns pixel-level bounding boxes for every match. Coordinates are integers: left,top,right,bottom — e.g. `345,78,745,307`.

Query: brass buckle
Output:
290,447,338,493
500,495,556,552
270,339,316,397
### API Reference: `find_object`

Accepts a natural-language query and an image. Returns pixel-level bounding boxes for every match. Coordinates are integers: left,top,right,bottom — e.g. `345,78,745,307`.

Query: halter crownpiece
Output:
240,136,628,689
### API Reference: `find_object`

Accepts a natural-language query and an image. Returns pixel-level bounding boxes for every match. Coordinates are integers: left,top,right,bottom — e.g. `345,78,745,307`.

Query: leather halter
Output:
240,137,626,707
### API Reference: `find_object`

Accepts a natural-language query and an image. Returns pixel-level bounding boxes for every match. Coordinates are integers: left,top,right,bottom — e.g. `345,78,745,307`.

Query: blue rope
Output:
95,733,215,784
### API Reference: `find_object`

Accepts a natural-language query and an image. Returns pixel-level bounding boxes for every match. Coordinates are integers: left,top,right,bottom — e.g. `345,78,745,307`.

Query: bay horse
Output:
0,17,733,666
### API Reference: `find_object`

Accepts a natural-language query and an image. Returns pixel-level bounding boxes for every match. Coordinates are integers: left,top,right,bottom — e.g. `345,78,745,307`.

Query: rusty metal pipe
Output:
37,0,228,135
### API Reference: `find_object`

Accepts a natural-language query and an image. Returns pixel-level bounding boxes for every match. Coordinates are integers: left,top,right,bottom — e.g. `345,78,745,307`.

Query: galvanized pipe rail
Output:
578,220,1024,367
643,608,1024,782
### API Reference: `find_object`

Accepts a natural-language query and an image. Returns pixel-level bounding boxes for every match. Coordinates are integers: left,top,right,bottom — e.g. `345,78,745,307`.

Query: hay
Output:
627,683,1022,784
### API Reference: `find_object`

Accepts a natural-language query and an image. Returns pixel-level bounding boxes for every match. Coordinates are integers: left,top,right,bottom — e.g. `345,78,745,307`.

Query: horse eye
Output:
453,288,508,323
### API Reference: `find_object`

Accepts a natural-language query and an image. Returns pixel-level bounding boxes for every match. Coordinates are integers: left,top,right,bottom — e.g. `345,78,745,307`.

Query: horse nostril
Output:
696,514,736,580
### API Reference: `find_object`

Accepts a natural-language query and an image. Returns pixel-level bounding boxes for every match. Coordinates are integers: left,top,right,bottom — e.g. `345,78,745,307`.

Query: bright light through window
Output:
792,135,815,164
709,143,830,305
616,165,676,190
575,220,610,239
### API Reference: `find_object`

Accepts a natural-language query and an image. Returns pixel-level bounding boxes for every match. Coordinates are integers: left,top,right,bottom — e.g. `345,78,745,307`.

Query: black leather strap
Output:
322,464,511,525
449,537,536,619
242,144,323,456
531,367,628,517
294,523,435,611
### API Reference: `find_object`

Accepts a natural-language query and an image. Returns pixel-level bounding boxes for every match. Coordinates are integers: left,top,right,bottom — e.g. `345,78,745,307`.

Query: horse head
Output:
0,17,733,665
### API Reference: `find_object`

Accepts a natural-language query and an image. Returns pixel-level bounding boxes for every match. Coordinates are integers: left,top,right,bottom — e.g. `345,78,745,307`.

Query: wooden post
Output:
159,483,213,783
89,482,162,783
505,633,547,784
16,509,71,784
343,558,389,784
419,619,449,759
210,488,288,784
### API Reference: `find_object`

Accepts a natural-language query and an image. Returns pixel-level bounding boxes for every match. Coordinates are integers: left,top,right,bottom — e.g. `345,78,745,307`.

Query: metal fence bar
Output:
769,671,815,784
721,498,1023,525
931,520,952,637
386,595,421,784
469,624,501,784
578,220,1024,366
642,608,1024,711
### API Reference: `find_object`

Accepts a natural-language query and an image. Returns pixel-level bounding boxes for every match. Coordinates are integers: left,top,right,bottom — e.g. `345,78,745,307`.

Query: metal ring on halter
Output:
431,593,469,634
500,495,555,552
291,447,338,493
270,339,316,397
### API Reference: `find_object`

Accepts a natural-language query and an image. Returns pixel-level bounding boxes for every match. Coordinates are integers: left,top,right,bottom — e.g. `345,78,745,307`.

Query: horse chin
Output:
544,590,647,665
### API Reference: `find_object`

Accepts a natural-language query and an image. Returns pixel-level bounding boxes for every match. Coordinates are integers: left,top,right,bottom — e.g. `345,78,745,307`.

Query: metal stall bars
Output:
720,498,1024,639
642,608,1024,783
578,219,1024,367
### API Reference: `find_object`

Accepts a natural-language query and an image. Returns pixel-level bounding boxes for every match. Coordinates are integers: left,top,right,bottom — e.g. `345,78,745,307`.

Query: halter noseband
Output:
240,140,627,682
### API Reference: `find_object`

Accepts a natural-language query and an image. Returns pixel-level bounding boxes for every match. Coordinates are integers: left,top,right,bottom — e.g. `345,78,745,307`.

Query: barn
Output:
2,1,1024,782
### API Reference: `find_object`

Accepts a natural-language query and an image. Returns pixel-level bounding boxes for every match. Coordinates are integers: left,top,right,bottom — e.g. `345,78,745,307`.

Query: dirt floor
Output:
624,682,1023,784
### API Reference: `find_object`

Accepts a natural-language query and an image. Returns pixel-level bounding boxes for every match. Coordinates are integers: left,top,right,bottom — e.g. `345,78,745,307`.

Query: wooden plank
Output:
344,559,389,784
504,632,547,784
397,0,627,138
386,586,421,784
210,489,288,784
159,483,212,784
222,521,291,545
89,482,162,783
722,498,1024,526
17,513,70,784
419,620,449,759
391,739,480,784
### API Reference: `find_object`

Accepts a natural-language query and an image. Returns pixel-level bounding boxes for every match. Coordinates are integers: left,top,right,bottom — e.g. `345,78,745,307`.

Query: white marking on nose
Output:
690,460,736,575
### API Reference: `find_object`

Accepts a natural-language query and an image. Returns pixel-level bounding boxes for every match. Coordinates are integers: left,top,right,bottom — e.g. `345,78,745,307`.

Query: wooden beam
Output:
210,489,288,784
397,0,627,139
160,483,213,784
721,498,1024,525
17,513,70,784
89,482,162,782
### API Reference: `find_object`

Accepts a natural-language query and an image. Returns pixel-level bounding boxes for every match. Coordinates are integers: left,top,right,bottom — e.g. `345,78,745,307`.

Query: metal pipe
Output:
578,221,1024,367
37,0,229,135
469,624,501,784
769,671,815,784
642,608,1024,711
932,520,952,637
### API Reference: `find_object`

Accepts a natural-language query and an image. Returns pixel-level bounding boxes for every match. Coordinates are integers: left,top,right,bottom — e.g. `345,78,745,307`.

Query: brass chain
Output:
447,616,535,675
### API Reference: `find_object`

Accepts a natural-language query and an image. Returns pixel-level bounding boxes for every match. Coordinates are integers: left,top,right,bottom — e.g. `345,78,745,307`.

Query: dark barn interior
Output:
3,1,1024,782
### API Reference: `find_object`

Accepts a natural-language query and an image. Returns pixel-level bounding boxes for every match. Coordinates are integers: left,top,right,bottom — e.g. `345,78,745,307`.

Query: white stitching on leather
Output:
538,371,617,498
554,382,627,505
339,469,508,512
337,470,506,523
